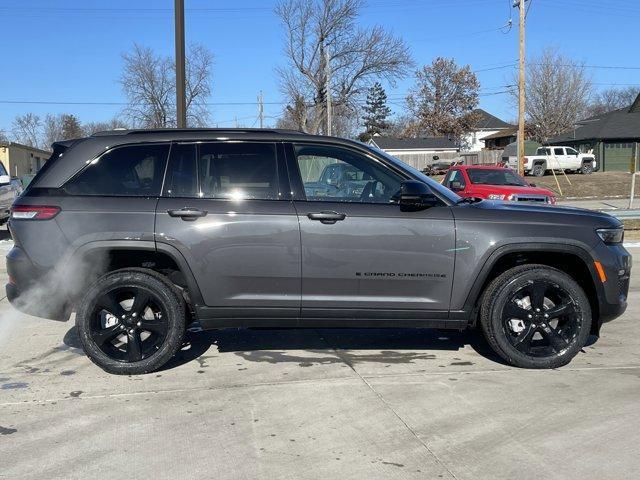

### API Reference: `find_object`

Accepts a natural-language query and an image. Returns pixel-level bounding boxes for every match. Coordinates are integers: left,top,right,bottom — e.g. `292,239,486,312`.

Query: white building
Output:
462,109,514,151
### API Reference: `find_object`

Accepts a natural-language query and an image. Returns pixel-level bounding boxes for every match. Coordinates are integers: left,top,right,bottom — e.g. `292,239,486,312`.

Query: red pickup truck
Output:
442,165,556,204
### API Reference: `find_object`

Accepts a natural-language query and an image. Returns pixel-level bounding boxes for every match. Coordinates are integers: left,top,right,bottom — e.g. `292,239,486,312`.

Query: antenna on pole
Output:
258,91,264,129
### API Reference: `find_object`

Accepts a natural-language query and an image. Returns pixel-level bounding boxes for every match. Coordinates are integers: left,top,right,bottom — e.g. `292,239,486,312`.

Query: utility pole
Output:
258,91,264,129
174,0,187,128
325,49,332,136
516,0,527,176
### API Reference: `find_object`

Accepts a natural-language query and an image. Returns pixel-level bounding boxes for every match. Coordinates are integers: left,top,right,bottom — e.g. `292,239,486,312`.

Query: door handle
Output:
307,211,346,224
167,208,208,221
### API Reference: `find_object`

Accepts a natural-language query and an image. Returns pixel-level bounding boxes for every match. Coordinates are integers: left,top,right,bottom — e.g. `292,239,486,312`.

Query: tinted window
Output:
467,168,526,186
554,148,564,156
64,144,169,196
294,144,402,203
163,142,280,200
566,148,578,156
445,170,466,189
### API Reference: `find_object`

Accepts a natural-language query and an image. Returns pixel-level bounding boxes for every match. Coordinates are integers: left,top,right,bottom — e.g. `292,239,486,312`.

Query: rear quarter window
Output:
63,144,170,197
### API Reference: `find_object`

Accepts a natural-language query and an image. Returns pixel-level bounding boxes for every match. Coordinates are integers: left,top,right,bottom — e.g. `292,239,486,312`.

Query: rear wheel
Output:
581,162,594,174
532,163,546,177
76,268,185,375
480,264,591,369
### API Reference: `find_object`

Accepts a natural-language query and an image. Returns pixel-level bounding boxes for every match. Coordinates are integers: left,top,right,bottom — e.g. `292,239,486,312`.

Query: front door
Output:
287,143,455,321
155,141,301,319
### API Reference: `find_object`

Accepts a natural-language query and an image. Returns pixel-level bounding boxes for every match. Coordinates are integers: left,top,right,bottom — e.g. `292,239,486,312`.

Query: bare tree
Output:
589,86,640,116
0,130,8,142
512,48,592,142
405,57,480,139
120,43,213,128
12,113,42,148
276,0,412,136
83,118,129,136
43,114,65,147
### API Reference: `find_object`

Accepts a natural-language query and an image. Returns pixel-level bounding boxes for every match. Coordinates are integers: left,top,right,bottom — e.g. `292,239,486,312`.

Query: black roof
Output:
550,109,640,143
370,136,460,150
473,109,513,130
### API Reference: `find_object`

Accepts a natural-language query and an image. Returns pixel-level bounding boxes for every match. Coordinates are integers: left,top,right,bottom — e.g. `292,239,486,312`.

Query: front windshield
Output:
467,168,526,186
366,145,461,204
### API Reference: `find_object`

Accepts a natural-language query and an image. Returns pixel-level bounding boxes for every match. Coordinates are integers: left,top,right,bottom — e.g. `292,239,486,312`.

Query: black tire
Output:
581,162,594,174
76,268,186,375
479,264,591,369
532,163,546,177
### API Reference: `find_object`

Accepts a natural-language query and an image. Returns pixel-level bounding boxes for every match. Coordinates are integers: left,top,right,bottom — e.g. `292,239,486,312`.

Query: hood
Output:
470,184,555,197
461,199,622,228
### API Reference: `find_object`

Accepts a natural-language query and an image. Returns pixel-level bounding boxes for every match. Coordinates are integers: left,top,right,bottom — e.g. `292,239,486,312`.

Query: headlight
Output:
596,228,624,244
488,194,506,200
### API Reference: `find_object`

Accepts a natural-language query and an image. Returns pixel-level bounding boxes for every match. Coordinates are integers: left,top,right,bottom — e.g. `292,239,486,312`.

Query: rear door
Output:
552,147,567,170
155,141,301,319
287,142,455,321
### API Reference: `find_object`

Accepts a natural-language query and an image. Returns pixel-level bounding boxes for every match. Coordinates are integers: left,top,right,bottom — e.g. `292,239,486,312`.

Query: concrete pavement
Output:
1,246,639,479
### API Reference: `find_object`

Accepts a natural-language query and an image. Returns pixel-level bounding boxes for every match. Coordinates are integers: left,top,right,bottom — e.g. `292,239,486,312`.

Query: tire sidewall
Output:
533,164,545,177
581,162,593,174
486,268,591,368
76,269,185,375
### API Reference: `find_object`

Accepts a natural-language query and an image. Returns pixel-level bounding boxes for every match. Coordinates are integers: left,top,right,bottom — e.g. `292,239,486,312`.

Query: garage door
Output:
604,142,635,171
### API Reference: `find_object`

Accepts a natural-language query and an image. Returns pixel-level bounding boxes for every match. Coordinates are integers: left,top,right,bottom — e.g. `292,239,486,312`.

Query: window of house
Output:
64,144,170,196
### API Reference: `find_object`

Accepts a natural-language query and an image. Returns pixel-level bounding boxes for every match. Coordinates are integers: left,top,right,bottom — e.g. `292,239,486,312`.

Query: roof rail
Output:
91,128,306,137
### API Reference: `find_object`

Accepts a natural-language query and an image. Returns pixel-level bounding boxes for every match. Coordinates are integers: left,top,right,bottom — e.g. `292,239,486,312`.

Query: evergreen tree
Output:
360,82,392,141
61,114,84,139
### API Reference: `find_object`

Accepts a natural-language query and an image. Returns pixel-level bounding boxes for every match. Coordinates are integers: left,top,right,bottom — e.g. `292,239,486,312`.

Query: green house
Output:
550,93,640,172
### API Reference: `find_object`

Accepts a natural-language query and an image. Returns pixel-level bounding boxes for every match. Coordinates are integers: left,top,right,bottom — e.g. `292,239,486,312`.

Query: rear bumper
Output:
5,246,70,321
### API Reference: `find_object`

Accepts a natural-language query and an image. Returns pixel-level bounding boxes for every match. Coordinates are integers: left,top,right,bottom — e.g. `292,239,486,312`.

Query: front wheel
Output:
76,268,186,375
480,265,591,369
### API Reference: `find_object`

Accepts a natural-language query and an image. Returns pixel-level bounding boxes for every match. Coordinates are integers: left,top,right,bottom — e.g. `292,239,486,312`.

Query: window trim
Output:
160,140,290,202
62,141,171,198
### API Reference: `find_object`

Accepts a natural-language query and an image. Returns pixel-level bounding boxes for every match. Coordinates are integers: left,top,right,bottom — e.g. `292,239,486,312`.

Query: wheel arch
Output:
464,243,602,335
70,240,205,307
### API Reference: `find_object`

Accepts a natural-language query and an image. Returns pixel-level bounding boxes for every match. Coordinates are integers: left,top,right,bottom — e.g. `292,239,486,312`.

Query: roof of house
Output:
0,141,52,154
550,94,640,143
370,136,460,150
473,109,513,130
482,127,518,140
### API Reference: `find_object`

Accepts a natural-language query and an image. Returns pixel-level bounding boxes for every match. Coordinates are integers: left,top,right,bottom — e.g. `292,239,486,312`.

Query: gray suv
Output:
6,129,631,374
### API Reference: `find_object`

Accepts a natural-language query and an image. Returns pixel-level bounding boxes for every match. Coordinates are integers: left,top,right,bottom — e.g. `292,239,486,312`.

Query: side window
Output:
64,144,169,196
566,148,578,156
554,148,564,156
294,144,402,204
445,170,465,189
163,142,280,200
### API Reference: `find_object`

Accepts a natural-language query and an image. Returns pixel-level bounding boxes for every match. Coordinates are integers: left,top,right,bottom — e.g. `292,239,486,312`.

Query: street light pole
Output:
175,0,187,129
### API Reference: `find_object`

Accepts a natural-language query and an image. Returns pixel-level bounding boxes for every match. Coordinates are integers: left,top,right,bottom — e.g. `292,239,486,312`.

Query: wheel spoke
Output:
92,324,122,346
545,302,574,320
540,327,568,353
130,291,150,316
504,302,531,320
127,330,143,362
96,293,125,318
528,283,547,310
513,325,536,352
139,318,167,335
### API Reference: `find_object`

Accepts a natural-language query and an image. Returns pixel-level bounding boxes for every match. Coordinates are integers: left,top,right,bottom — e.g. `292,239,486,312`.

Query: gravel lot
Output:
1,232,639,480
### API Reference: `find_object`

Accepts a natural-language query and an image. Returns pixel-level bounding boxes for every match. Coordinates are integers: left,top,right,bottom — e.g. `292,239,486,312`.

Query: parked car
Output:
509,146,597,177
6,129,630,374
442,165,557,204
0,161,23,224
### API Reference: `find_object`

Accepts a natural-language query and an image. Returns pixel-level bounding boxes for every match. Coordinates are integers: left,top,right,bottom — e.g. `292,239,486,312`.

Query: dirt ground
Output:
432,171,638,200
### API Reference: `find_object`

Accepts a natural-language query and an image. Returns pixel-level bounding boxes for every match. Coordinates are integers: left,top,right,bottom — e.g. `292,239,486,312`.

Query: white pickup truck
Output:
515,146,597,177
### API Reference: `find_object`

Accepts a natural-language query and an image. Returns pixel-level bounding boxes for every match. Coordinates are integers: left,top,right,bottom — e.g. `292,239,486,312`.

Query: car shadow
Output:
63,325,601,373
0,227,11,241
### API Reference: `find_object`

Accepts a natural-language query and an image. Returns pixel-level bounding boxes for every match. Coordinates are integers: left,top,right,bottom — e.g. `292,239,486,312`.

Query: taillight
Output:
11,205,61,220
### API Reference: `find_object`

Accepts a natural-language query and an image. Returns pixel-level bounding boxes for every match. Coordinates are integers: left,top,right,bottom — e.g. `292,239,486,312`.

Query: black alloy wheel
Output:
77,269,185,375
480,264,591,369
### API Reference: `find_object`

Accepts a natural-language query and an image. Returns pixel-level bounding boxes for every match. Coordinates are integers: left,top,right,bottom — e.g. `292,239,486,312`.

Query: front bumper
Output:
594,243,631,326
6,246,70,321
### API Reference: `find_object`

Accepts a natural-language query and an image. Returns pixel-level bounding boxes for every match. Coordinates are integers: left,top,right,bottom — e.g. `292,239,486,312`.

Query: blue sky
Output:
1,0,639,136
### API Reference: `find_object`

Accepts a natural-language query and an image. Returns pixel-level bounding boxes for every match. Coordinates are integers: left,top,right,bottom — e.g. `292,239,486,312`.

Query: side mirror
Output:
397,181,439,212
529,182,536,187
0,175,10,186
450,181,463,191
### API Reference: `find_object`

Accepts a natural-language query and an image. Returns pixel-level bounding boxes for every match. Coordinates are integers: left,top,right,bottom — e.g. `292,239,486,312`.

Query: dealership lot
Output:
1,236,639,479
